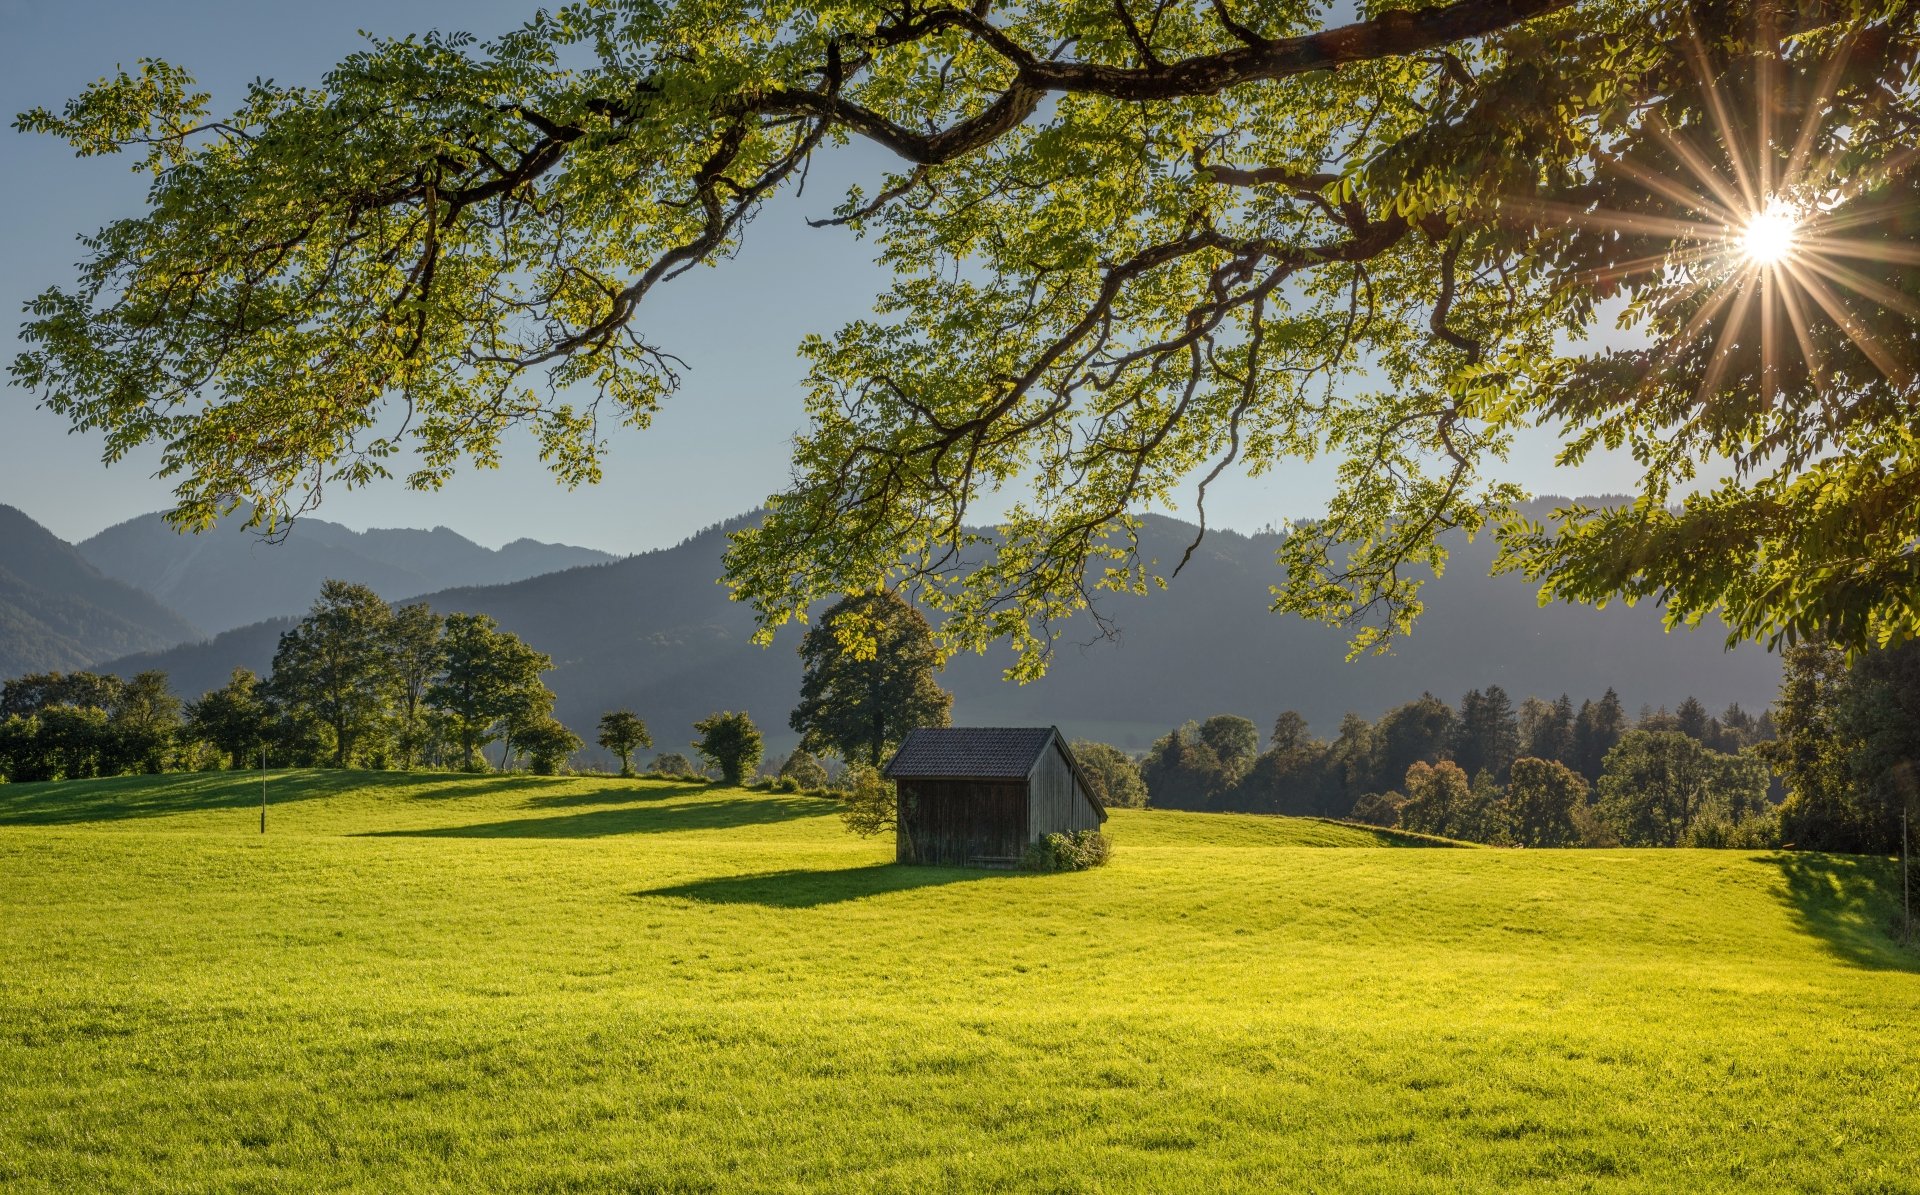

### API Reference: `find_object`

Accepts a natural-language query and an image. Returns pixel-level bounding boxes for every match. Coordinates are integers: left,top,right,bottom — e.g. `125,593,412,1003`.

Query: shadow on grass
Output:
521,780,723,808
1758,852,1919,972
633,863,998,908
0,768,392,826
0,770,728,827
358,792,838,839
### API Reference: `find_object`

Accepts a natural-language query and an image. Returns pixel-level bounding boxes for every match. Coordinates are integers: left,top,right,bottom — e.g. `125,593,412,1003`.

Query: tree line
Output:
1077,687,1781,849
1067,657,1914,856
0,580,772,784
5,574,1915,861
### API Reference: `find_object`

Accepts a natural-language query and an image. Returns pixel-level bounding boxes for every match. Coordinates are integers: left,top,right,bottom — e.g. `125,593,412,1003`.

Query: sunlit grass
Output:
1,771,1914,1192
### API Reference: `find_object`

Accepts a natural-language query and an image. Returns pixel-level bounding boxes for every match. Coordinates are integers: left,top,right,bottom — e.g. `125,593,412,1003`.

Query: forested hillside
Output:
97,503,1783,754
0,506,201,677
79,511,616,634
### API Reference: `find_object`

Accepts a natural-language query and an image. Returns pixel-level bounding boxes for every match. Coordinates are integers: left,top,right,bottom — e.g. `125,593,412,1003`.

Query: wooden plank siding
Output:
898,779,1028,867
1027,742,1104,838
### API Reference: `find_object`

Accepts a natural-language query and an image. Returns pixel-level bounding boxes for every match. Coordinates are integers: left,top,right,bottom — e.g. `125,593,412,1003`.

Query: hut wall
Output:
1027,744,1102,838
898,779,1028,866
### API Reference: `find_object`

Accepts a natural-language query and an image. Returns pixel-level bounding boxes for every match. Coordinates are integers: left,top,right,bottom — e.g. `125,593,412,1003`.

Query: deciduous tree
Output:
519,717,583,775
107,670,181,774
1500,756,1586,847
1399,760,1473,839
187,667,273,769
778,749,830,790
1,671,125,718
1196,715,1260,782
693,710,764,785
268,581,397,768
597,710,652,777
1070,740,1149,809
426,612,553,771
1597,730,1729,847
17,4,1918,670
791,590,952,768
388,603,444,769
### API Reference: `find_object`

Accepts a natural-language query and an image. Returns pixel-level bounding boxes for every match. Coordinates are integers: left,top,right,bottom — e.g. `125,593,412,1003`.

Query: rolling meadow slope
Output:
1,772,1913,1192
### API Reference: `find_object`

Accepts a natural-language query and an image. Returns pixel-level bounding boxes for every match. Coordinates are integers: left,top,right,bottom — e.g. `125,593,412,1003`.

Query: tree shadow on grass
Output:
521,780,730,808
1757,852,1919,972
358,793,838,839
633,863,1000,908
0,769,601,825
0,768,383,826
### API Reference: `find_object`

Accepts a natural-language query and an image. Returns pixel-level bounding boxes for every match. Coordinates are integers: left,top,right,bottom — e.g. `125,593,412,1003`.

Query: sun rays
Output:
1545,18,1920,403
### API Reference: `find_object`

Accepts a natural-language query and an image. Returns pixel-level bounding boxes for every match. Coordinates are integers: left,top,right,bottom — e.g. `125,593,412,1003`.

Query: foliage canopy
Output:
14,0,1920,669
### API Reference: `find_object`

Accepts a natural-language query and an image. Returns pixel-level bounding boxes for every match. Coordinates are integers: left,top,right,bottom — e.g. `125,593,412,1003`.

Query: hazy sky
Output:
0,0,1643,554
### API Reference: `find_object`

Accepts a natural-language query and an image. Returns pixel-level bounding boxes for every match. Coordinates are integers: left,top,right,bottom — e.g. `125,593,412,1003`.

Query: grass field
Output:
1,770,1915,1193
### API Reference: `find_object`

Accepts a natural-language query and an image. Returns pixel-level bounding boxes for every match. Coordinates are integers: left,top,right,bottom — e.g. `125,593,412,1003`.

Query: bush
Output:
647,751,701,779
1021,829,1113,872
778,749,830,791
838,763,895,837
1686,807,1782,849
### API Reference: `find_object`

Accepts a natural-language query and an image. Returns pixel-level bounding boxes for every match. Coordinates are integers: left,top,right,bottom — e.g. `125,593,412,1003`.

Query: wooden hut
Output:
882,727,1106,867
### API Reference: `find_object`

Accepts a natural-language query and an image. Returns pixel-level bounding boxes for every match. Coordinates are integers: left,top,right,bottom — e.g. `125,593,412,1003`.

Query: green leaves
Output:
17,0,1920,670
14,58,211,173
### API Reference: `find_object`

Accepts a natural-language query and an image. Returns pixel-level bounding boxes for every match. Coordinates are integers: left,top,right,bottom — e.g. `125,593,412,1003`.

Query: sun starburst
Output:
1739,201,1800,265
1526,15,1920,406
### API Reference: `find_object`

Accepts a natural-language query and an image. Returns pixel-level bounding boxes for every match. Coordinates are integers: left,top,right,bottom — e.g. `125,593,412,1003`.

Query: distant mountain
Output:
78,511,617,635
0,505,203,677
98,504,1784,761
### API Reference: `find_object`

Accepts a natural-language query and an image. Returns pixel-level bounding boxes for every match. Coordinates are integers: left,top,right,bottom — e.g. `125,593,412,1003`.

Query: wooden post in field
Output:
260,744,267,835
1904,803,1911,946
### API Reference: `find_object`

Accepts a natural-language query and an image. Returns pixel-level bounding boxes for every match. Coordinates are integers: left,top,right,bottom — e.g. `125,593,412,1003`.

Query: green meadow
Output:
0,771,1914,1193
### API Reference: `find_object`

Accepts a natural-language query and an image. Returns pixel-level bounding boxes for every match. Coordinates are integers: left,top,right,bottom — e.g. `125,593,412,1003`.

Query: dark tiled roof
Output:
883,727,1060,779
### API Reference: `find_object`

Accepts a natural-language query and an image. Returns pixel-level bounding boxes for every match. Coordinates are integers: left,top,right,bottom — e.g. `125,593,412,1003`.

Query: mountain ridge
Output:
92,503,1783,758
0,505,204,677
78,510,618,635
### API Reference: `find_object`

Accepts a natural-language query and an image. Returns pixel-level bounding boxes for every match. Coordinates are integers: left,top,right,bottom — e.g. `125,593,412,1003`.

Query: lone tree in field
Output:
791,590,953,768
597,710,652,777
692,711,764,785
268,581,398,768
14,4,1919,667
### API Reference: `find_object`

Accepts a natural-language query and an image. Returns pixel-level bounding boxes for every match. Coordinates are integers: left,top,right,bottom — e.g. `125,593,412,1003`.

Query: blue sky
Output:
0,0,1643,553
